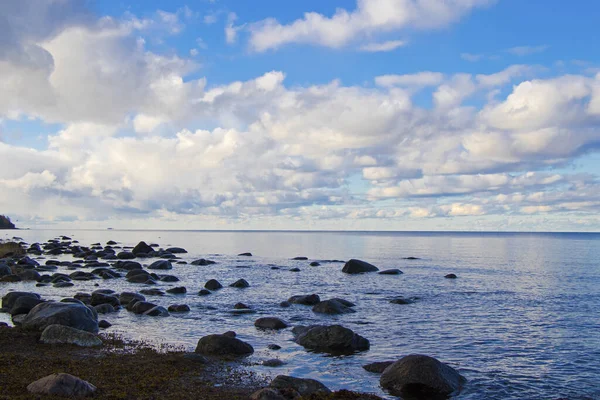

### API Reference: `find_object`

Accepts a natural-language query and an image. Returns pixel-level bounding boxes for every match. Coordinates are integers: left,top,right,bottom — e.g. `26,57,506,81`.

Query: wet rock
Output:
107,240,117,245
18,269,41,281
255,317,288,330
289,268,300,272
198,289,211,296
22,302,99,333
263,359,285,367
160,275,180,282
12,314,26,326
363,361,395,373
390,297,417,305
119,292,145,305
204,279,223,290
166,286,187,294
292,325,370,354
250,388,286,400
342,259,379,274
9,296,45,316
379,269,403,275
166,247,187,254
131,301,158,315
143,306,169,317
234,302,250,309
90,293,120,308
229,308,257,315
0,275,21,282
288,294,320,306
148,260,173,270
379,354,466,398
309,262,320,266
270,266,280,270
195,333,254,357
403,257,420,260
279,301,291,308
191,258,216,266
132,241,154,256
40,324,102,347
168,304,190,312
2,292,41,310
445,273,458,279
27,373,97,397
292,257,308,260
98,320,112,329
53,282,74,288
140,289,165,296
270,375,331,396
116,251,136,260
238,252,253,256
312,299,356,315
183,353,209,363
268,344,282,350
230,279,250,288
94,304,116,314
113,261,142,271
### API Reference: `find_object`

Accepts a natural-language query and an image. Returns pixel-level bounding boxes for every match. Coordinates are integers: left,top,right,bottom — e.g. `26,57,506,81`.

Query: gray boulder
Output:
143,306,169,317
287,294,320,305
21,302,99,333
148,260,172,270
27,373,97,397
250,388,286,400
131,301,158,314
312,299,356,315
380,354,467,397
40,324,102,347
195,333,254,357
342,259,379,274
119,292,145,305
292,325,369,354
2,291,41,310
270,375,331,396
132,241,154,256
9,296,45,316
255,317,288,330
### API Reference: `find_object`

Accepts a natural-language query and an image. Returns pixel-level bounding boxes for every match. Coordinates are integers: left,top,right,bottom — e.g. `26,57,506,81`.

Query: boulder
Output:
255,317,288,330
445,273,458,279
166,247,187,254
198,289,211,296
204,279,223,290
390,297,417,305
90,293,120,308
166,286,187,294
379,354,466,397
98,320,112,329
312,299,356,315
195,334,254,357
292,325,370,354
21,302,99,333
238,252,252,256
27,373,97,397
250,388,286,400
143,306,169,317
10,296,45,316
230,279,250,288
119,292,145,305
131,301,158,315
18,269,41,281
139,289,165,296
268,344,282,350
94,304,116,314
2,291,41,310
287,294,320,306
309,261,320,266
160,275,180,282
263,359,285,367
342,259,379,274
191,258,216,266
132,241,154,256
270,375,331,396
116,251,136,260
40,324,102,347
148,260,173,270
168,304,190,312
363,361,395,373
378,269,403,275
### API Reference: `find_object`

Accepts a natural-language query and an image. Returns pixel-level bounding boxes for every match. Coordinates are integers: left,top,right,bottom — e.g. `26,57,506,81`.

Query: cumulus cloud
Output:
248,0,494,52
359,39,406,52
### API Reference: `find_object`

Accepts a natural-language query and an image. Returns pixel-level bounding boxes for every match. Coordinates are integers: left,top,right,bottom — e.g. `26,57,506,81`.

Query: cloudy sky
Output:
1,0,599,231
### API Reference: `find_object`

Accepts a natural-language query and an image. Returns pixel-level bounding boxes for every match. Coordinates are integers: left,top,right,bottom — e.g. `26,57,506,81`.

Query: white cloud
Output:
506,45,549,56
248,0,494,52
375,71,444,87
225,12,242,44
359,39,406,52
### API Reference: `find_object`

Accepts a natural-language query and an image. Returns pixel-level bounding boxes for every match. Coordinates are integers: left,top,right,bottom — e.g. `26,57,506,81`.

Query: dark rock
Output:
160,275,180,282
2,292,41,310
289,268,300,272
270,375,331,396
195,333,254,357
94,304,116,314
342,259,379,274
191,258,216,266
445,273,458,279
288,294,320,306
53,282,74,288
268,344,282,350
390,297,417,305
21,302,99,333
0,275,21,282
198,289,211,296
234,302,250,309
363,361,395,373
40,324,102,347
312,299,356,315
27,373,97,397
379,354,466,397
309,261,320,266
132,241,153,256
403,257,420,260
183,353,208,363
140,289,165,296
10,296,45,316
18,269,41,281
107,240,117,245
229,279,250,288
148,260,173,270
116,252,136,260
292,257,308,260
270,266,280,270
119,292,145,305
166,286,187,294
73,293,92,304
250,388,286,400
379,269,403,275
143,306,169,317
263,359,285,367
168,304,190,312
98,320,112,329
255,317,288,330
292,325,370,354
204,279,223,290
166,247,187,254
113,261,142,270
131,301,158,314
279,301,291,308
238,252,253,256
90,293,120,308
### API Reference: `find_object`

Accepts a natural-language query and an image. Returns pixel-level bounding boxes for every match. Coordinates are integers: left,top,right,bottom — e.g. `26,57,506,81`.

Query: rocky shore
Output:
0,236,465,399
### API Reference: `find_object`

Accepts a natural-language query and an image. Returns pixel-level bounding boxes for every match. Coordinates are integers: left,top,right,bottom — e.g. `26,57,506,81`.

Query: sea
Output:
1,229,599,400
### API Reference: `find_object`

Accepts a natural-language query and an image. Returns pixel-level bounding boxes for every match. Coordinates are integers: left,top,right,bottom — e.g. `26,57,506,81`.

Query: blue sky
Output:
1,0,599,231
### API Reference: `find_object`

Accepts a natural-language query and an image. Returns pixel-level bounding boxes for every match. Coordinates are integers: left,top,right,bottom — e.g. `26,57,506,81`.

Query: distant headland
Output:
0,215,16,229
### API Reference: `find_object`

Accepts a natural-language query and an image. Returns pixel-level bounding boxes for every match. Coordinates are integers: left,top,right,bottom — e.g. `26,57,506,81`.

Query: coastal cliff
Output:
0,215,16,229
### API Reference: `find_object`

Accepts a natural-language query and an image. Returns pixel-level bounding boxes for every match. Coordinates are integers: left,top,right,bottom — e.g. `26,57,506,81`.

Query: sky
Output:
0,0,599,231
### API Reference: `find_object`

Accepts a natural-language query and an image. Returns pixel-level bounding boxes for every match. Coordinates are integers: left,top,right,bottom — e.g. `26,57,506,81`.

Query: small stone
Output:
268,344,281,350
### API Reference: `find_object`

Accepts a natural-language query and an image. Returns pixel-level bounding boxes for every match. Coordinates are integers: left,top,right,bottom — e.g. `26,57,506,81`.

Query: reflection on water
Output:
1,229,600,399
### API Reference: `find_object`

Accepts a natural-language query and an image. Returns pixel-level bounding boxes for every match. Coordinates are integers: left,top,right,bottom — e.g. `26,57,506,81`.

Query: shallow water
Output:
2,229,600,399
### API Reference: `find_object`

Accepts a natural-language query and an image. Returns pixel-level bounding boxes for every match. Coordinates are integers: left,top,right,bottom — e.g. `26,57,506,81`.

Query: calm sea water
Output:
2,229,600,399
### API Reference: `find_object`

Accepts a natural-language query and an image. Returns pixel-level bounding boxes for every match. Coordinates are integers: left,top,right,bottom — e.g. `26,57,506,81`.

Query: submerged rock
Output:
255,317,288,330
363,361,395,373
378,269,403,275
204,279,223,290
312,299,356,315
230,279,250,288
445,273,458,279
287,294,320,306
292,325,369,354
379,354,466,398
